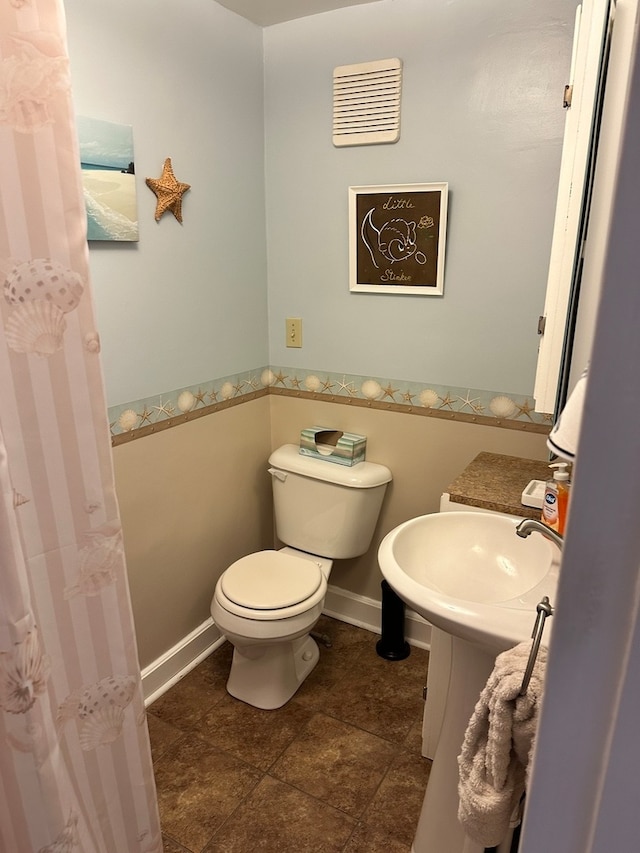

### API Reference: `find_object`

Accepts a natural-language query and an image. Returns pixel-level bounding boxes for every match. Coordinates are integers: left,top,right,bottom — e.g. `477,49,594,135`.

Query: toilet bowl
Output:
211,444,392,709
211,548,331,709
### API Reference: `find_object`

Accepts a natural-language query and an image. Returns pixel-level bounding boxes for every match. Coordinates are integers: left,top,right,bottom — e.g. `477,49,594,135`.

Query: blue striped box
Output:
299,427,367,466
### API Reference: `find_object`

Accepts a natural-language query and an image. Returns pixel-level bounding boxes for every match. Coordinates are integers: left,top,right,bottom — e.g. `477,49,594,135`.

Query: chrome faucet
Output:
515,518,563,550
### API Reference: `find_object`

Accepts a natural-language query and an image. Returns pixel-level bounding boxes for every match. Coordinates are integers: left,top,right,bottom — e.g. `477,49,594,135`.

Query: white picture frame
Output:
349,182,448,295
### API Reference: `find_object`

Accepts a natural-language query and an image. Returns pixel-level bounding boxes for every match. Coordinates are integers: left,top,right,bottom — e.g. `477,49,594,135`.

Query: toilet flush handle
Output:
268,468,288,482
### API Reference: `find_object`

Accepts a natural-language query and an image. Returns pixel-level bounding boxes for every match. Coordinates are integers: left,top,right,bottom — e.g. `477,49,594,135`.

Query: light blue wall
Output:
65,0,575,412
65,0,268,408
264,0,575,394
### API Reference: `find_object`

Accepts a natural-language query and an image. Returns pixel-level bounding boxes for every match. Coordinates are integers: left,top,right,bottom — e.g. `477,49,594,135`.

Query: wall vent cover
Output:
333,58,403,147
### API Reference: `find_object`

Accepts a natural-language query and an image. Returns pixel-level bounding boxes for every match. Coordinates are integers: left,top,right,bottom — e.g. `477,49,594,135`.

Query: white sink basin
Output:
378,511,560,652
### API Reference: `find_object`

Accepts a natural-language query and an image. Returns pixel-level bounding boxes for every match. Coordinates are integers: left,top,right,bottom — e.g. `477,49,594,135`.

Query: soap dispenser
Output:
541,462,571,535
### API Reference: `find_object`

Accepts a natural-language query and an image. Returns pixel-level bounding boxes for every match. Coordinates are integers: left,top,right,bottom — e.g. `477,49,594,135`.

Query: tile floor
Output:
147,615,432,852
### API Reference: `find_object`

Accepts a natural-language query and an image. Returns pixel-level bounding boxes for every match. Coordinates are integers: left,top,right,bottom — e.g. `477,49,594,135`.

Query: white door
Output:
533,0,614,415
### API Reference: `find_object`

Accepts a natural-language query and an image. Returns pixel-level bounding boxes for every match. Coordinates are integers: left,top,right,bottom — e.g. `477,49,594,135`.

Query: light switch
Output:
286,317,302,348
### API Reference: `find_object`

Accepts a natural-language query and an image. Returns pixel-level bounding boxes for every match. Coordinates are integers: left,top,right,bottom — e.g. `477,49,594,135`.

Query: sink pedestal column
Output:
412,635,514,853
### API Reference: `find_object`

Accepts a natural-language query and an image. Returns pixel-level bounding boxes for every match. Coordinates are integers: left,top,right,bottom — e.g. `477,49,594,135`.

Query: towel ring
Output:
519,597,553,696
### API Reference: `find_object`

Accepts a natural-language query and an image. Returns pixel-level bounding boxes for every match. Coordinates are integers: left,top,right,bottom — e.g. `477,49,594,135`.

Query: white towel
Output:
457,641,546,847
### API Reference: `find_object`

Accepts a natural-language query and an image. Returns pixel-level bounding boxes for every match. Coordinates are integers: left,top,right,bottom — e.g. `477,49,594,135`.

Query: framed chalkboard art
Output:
349,183,448,295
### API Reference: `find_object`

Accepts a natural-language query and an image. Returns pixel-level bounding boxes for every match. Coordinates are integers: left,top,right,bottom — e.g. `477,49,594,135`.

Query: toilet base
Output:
226,633,320,709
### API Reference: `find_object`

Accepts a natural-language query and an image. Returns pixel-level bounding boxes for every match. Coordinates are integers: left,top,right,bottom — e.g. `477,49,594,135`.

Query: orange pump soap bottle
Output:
541,462,571,535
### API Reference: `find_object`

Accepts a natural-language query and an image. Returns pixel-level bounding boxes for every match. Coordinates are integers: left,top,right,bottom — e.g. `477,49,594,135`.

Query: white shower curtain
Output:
0,1,162,851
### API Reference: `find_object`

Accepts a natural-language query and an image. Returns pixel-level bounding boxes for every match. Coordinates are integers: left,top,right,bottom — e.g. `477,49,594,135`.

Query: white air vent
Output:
333,58,403,147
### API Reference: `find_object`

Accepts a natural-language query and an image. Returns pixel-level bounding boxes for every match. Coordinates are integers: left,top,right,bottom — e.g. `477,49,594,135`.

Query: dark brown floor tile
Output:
152,622,429,851
154,732,261,852
320,645,429,742
195,693,314,771
295,619,385,709
146,712,183,763
315,615,378,653
202,775,355,853
162,835,194,853
149,648,232,730
403,713,426,754
271,712,396,818
294,644,358,708
343,822,412,853
192,641,235,688
357,642,430,688
361,750,431,846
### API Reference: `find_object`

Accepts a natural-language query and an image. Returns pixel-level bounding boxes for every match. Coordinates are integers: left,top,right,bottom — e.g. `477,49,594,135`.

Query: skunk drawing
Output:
361,208,427,268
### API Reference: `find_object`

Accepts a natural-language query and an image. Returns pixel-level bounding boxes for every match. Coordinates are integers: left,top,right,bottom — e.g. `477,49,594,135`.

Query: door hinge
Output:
563,84,573,108
537,315,546,335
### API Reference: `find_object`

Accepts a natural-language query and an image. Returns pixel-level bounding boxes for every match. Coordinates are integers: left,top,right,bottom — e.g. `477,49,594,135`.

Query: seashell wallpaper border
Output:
109,365,552,444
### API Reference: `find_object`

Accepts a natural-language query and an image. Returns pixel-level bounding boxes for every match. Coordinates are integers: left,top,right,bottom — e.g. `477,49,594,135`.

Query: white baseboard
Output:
141,617,225,706
142,586,431,706
323,583,432,650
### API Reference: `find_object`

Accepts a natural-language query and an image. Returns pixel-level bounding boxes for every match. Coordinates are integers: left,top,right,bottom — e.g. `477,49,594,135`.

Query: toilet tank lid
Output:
269,444,392,488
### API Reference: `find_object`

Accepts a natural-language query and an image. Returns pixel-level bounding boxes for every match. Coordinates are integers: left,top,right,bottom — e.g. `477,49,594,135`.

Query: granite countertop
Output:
447,451,552,519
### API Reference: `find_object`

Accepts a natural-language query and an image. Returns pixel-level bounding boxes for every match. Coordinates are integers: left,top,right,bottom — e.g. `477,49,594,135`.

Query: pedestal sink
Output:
378,512,561,853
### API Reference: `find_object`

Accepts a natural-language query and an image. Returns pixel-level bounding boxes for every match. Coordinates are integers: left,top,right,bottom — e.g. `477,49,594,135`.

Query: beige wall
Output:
270,396,549,601
113,396,272,668
114,393,548,667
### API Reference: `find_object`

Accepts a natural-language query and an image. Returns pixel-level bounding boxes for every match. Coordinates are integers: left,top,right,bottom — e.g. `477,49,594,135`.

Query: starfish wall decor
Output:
145,157,191,223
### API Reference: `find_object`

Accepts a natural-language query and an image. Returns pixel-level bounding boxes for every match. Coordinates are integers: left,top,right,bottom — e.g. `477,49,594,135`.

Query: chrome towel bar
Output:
519,596,554,696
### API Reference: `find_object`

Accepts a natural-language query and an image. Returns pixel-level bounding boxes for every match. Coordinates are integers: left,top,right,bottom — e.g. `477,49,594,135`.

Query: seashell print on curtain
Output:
2,257,85,355
38,811,79,853
63,521,123,599
0,628,50,714
0,0,162,850
56,674,139,750
0,29,70,133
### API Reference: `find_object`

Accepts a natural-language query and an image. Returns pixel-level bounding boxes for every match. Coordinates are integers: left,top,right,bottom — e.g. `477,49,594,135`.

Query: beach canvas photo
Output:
77,116,139,242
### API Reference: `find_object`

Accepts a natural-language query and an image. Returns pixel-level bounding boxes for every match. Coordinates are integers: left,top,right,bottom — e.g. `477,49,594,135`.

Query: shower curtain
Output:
0,1,162,850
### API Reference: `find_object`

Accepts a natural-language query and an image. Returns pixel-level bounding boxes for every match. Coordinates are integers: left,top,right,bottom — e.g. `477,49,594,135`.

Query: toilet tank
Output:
268,444,392,560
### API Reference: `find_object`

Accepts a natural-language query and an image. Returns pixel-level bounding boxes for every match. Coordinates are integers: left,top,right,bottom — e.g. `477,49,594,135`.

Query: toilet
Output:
211,443,392,709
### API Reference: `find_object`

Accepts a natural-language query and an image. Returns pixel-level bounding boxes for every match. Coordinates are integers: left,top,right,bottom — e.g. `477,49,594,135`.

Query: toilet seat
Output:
216,550,326,620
